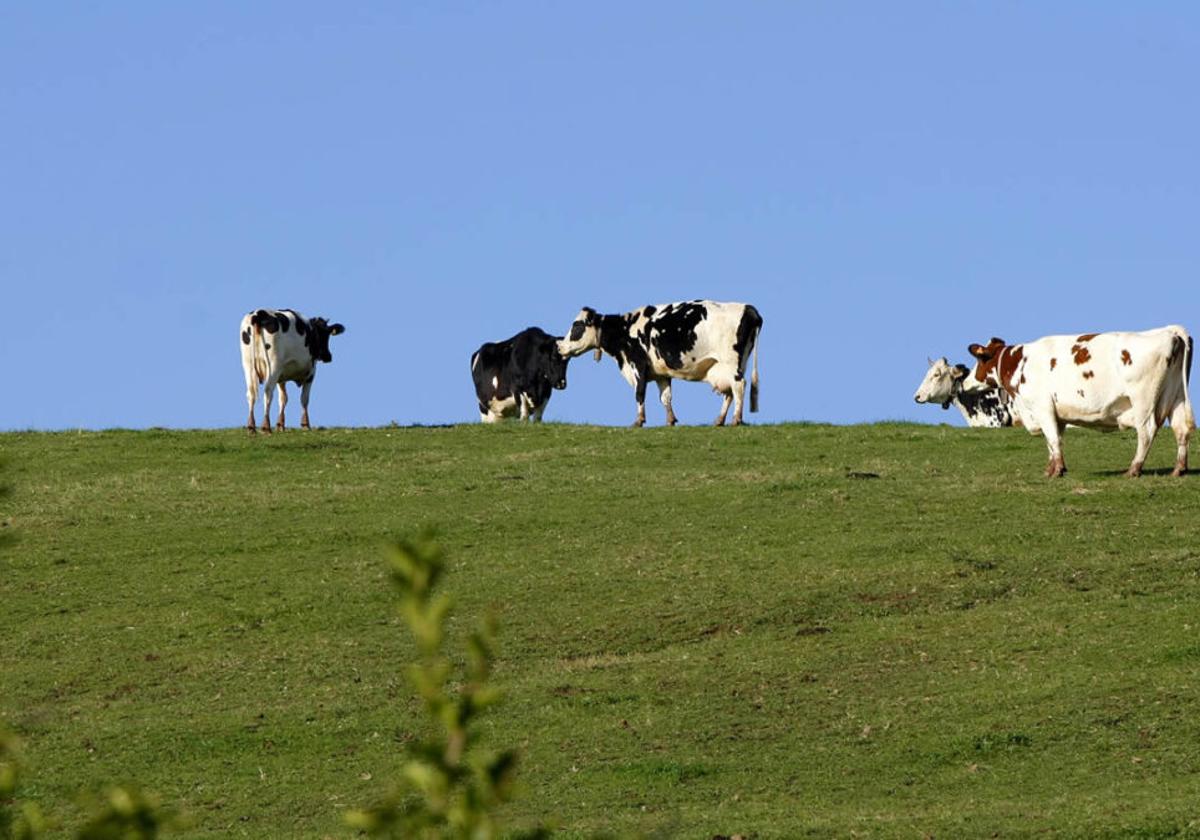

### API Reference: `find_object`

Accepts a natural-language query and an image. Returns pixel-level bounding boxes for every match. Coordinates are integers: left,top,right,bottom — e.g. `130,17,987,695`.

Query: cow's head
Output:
557,307,603,362
913,357,969,409
306,318,346,363
541,335,570,390
964,337,1007,392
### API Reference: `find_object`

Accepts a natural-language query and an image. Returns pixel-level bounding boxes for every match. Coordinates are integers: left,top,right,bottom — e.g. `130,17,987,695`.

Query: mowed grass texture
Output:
2,424,1199,838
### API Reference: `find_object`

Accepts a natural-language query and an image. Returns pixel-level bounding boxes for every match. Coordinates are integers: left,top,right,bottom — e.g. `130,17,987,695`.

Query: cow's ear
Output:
952,364,968,380
968,343,989,360
989,337,1005,347
329,323,345,335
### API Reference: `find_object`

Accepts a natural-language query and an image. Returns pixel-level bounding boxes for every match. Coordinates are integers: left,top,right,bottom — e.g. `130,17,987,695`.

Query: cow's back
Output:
642,300,755,379
1018,328,1186,428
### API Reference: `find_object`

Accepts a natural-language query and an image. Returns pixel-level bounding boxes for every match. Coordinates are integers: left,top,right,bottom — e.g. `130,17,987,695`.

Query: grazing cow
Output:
471,327,569,423
913,357,1016,428
557,301,762,427
963,326,1193,477
239,308,344,433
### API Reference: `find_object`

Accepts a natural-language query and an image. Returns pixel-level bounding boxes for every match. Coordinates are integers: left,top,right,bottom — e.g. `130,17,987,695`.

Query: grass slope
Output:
2,424,1199,838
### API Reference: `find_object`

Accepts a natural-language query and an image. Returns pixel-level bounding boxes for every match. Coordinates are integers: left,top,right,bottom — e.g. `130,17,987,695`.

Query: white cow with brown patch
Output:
963,326,1193,477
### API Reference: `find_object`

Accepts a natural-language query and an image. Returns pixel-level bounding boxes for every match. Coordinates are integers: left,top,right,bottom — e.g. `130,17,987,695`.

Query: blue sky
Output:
2,2,1196,429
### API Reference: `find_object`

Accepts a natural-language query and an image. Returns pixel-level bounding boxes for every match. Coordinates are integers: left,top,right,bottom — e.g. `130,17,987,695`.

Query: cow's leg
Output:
1126,415,1159,478
1170,400,1191,476
731,376,747,426
714,390,732,426
261,374,278,434
245,375,258,433
631,376,647,427
531,400,547,422
275,382,288,431
299,377,313,430
1042,417,1066,477
656,379,677,426
519,393,531,422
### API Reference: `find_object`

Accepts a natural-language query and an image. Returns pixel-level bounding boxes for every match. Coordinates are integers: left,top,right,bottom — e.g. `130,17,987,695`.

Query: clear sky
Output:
3,3,1196,430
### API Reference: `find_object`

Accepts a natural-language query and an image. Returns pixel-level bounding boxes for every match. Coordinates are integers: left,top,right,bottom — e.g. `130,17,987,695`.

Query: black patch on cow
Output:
733,305,762,370
241,328,251,345
252,309,281,334
569,321,586,341
956,386,1013,427
642,305,657,318
471,327,570,418
645,302,708,370
599,314,650,376
277,313,290,332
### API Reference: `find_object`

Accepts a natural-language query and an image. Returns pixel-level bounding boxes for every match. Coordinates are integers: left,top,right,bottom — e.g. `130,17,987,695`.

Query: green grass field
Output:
2,423,1199,838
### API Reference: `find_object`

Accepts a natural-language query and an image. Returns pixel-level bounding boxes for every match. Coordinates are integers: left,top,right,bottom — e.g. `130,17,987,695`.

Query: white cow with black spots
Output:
239,308,344,433
557,300,762,427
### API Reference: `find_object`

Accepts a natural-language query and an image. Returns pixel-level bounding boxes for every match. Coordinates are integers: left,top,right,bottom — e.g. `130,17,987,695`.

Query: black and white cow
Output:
239,308,344,433
557,300,762,427
471,327,569,423
913,357,1016,428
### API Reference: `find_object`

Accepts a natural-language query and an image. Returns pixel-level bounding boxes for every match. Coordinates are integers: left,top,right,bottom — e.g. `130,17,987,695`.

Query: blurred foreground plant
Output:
1,729,49,840
76,788,177,840
346,534,549,839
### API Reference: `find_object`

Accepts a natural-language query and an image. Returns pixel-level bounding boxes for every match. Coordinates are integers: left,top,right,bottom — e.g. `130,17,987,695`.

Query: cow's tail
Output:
749,319,761,414
251,311,268,384
1183,330,1195,430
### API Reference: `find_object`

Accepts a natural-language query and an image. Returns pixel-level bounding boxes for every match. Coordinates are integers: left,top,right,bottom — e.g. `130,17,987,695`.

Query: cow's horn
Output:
593,348,602,362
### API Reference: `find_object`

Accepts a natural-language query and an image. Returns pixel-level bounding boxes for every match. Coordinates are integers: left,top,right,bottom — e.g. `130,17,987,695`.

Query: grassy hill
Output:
2,423,1198,838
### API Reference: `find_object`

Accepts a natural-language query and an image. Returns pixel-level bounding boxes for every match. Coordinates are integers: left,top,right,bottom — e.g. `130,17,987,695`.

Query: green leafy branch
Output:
346,534,549,839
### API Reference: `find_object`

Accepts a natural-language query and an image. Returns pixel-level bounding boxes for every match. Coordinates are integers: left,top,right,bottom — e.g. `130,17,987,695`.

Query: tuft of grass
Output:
1,423,1198,837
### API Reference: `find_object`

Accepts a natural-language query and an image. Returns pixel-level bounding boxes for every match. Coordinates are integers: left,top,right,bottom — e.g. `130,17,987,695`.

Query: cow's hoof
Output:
732,418,744,427
260,425,272,435
1171,466,1187,477
1125,468,1143,478
301,423,311,431
247,426,257,435
631,420,645,429
276,424,286,432
714,419,726,427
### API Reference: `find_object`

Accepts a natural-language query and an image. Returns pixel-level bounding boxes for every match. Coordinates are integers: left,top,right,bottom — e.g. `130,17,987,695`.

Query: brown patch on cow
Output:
968,338,1007,384
997,344,1024,395
1050,357,1057,370
1071,344,1091,365
1121,349,1132,366
1076,333,1098,343
1082,370,1094,379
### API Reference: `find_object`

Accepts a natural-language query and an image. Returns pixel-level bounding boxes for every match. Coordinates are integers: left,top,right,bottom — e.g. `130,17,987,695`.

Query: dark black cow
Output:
471,327,569,422
557,300,762,427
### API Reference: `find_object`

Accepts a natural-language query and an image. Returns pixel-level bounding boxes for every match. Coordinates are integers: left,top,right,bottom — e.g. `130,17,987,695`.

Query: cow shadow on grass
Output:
1092,467,1183,477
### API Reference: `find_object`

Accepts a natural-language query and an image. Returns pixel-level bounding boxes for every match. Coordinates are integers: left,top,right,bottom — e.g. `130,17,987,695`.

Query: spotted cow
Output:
471,327,569,423
557,301,762,427
964,326,1193,477
913,357,1016,428
240,308,344,433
